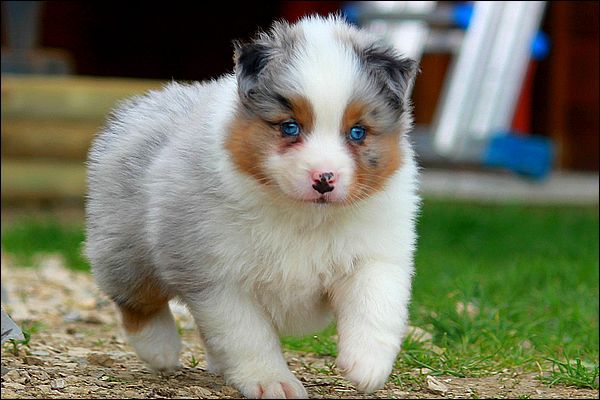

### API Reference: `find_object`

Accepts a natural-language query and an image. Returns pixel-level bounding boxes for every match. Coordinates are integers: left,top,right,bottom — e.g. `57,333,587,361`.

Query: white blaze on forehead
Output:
301,128,353,171
292,18,361,134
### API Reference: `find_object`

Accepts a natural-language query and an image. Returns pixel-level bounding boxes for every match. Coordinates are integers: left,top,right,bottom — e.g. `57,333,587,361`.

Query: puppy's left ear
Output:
363,45,419,109
233,41,272,101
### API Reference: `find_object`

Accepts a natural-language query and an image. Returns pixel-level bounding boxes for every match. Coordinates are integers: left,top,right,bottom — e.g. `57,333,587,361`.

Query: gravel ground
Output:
1,254,598,399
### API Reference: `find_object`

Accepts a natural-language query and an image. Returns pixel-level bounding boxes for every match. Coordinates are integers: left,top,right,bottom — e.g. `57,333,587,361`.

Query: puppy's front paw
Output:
336,344,396,393
235,374,308,399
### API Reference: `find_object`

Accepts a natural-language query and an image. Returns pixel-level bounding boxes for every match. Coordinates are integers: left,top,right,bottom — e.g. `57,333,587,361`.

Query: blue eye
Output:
281,120,300,137
349,125,367,142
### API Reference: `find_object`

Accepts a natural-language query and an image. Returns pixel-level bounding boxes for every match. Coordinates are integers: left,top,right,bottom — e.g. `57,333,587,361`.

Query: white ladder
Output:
351,1,550,175
431,1,547,160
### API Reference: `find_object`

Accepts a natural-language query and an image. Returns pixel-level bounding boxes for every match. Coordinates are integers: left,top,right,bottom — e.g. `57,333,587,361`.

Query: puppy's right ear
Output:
233,41,271,100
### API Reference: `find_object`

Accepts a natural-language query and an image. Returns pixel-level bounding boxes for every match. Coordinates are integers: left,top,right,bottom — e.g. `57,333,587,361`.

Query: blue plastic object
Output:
531,31,550,60
452,3,474,29
342,3,360,26
483,132,555,180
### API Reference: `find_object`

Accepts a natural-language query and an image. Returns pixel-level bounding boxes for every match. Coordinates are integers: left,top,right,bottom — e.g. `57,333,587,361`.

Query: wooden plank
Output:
547,2,571,169
1,120,101,159
1,75,165,120
1,159,86,201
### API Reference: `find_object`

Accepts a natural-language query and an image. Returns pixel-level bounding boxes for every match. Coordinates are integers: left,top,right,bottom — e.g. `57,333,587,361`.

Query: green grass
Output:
4,320,44,356
1,217,88,271
543,354,599,389
408,201,598,383
188,354,201,368
282,324,338,357
2,199,598,389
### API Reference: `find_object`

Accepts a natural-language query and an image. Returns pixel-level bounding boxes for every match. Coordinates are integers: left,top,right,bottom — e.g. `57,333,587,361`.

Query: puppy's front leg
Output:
330,261,413,393
184,287,307,399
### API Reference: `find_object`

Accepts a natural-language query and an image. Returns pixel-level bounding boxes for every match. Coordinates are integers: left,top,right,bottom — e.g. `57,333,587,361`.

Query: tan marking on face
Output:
225,115,274,185
341,101,369,134
117,277,170,333
354,133,402,193
225,96,315,185
342,101,403,200
288,96,314,133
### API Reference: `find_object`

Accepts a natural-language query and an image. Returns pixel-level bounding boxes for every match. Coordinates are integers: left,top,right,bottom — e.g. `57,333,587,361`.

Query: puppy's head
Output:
226,15,418,206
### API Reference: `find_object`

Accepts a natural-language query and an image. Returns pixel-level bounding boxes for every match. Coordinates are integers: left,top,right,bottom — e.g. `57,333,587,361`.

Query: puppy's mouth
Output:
313,196,329,204
309,194,341,205
286,193,339,206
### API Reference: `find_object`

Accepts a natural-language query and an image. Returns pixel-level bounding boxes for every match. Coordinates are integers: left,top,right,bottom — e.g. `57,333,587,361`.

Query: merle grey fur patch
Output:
361,44,418,110
233,21,303,120
233,18,418,135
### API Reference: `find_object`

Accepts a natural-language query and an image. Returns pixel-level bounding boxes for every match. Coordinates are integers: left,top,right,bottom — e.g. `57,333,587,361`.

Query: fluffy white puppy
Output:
85,14,420,399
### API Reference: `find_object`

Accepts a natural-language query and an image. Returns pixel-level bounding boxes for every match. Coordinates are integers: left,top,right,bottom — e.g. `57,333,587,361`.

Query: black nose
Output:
312,173,335,194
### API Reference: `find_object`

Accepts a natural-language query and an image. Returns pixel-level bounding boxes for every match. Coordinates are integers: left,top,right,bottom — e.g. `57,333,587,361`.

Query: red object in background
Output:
511,61,537,135
281,1,344,22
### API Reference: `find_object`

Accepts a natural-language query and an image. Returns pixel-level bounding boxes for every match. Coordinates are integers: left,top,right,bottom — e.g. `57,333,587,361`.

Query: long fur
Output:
85,14,420,399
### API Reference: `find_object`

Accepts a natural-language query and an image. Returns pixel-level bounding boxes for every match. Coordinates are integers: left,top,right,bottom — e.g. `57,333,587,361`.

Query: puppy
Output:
85,14,420,399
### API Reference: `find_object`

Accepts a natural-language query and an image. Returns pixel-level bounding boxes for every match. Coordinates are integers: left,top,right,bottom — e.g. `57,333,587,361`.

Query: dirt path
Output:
1,255,597,399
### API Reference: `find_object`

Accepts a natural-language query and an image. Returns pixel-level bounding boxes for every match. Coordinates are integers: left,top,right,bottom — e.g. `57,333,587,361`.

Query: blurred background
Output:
1,3,598,392
0,0,598,211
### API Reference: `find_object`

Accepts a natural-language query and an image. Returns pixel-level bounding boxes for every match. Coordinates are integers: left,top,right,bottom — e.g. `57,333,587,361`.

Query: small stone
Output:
3,369,21,381
38,384,52,394
423,342,445,354
80,311,112,324
67,347,91,357
44,345,62,354
3,382,26,390
406,326,433,342
520,340,533,350
94,371,106,379
30,350,50,357
150,387,176,397
426,375,449,395
24,356,45,366
0,390,17,399
220,386,239,397
64,386,88,394
63,311,82,322
106,351,129,359
13,371,30,384
30,370,51,381
87,352,115,367
455,301,479,317
190,386,214,397
51,378,66,389
80,298,97,310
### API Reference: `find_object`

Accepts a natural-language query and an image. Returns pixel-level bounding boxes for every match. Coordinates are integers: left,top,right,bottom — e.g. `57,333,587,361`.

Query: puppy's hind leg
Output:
118,296,182,372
